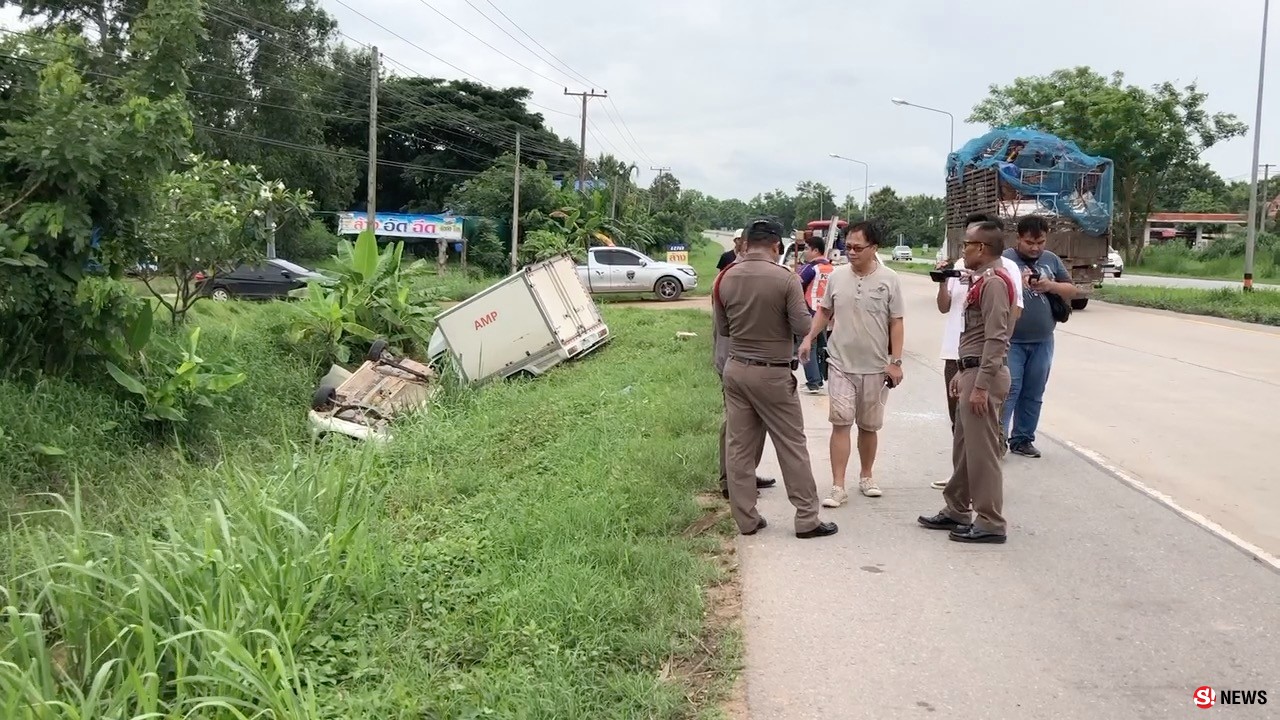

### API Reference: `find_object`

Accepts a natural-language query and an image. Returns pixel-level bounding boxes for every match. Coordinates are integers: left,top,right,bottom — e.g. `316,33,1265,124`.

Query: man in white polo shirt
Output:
930,213,1023,489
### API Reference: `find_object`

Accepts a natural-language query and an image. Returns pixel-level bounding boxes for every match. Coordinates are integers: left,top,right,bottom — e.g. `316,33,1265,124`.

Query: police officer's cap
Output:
744,217,784,241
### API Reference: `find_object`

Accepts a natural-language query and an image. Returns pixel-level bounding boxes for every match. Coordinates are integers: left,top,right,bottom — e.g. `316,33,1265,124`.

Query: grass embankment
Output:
1095,285,1280,327
0,302,736,717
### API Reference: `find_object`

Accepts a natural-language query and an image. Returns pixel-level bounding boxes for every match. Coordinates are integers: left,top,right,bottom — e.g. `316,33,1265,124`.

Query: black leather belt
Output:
959,356,1007,370
731,356,792,368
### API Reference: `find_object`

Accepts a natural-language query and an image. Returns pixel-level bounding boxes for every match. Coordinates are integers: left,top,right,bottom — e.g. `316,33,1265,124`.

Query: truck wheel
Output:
1070,298,1089,310
654,276,683,301
367,339,389,362
312,383,337,410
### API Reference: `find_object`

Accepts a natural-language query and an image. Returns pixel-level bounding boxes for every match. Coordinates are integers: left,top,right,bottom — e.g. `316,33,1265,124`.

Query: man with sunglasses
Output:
918,221,1016,544
714,217,837,539
800,219,904,506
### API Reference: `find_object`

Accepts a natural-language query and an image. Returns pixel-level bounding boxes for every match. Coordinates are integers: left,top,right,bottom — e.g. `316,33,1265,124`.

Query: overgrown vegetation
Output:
1095,285,1280,326
1,304,734,717
1134,235,1280,283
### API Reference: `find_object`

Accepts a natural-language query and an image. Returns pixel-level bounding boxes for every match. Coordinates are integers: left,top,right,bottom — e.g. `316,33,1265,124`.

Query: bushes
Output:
1139,235,1280,281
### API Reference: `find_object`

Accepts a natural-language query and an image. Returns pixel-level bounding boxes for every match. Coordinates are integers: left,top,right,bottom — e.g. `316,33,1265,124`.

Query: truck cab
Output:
575,246,698,301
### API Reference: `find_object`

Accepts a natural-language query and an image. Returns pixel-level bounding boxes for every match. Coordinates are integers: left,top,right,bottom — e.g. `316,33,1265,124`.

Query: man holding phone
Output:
799,219,904,505
1001,215,1080,458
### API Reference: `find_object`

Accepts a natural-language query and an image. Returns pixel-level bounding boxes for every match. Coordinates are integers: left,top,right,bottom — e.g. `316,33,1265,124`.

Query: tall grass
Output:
2,303,731,718
1136,239,1280,283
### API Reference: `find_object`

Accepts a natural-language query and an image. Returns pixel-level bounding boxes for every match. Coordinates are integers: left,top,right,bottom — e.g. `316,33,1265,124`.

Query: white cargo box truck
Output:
427,253,611,384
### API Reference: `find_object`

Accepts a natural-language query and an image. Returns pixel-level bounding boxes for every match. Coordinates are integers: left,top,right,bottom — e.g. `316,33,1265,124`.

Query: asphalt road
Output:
739,363,1280,719
1108,273,1278,291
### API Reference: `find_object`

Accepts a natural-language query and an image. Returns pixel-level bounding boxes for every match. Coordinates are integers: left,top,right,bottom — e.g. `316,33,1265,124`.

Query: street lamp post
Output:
891,97,955,153
1245,0,1271,292
829,153,869,218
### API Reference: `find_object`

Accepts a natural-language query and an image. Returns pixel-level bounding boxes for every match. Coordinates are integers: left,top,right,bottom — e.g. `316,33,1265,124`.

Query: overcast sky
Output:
3,0,1275,204
319,0,1273,202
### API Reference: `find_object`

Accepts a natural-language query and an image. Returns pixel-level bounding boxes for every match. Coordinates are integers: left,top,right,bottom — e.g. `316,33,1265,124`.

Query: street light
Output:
829,153,870,218
1244,0,1270,292
891,97,955,153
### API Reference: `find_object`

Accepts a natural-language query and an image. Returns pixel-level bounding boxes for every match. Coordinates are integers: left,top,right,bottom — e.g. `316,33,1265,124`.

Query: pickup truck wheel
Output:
312,383,337,410
367,339,389,362
1070,298,1089,310
654,276,683,301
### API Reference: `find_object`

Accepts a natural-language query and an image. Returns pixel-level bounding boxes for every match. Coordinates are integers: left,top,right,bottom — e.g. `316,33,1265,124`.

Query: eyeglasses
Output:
847,244,871,253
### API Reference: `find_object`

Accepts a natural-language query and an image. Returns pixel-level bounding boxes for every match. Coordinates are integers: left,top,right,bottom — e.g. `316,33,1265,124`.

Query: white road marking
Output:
1059,437,1280,575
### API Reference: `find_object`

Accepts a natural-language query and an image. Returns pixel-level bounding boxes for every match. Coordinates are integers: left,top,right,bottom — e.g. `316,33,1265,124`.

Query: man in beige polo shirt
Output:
799,219,905,505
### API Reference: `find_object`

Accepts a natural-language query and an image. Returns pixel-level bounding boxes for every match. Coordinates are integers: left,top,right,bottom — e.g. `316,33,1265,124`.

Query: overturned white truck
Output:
427,253,611,384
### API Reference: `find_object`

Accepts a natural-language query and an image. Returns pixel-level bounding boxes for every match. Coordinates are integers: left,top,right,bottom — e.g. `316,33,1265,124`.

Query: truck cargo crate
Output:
942,128,1114,296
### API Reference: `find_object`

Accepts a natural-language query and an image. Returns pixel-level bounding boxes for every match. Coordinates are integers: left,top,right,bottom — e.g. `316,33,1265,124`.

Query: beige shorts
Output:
828,369,889,431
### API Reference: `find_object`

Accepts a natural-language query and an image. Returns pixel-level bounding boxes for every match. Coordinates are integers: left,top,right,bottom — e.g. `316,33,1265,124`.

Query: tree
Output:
0,0,199,373
133,156,312,324
968,67,1247,262
793,181,838,225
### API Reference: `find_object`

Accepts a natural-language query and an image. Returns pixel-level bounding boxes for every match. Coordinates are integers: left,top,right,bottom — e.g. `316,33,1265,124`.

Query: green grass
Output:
885,260,931,276
1,302,736,718
1095,285,1280,326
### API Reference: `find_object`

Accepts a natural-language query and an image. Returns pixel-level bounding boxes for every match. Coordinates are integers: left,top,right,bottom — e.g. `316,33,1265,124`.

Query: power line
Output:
406,0,564,89
481,0,600,88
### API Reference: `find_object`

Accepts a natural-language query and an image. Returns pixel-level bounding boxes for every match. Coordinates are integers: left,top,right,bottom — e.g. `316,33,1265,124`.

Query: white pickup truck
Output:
575,246,698,301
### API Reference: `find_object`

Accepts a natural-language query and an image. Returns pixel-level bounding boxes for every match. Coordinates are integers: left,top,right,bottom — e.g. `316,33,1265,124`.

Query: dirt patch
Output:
668,493,747,718
609,297,711,312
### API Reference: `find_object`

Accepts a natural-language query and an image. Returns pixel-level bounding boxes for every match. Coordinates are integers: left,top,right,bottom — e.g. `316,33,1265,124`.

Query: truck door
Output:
595,249,645,290
585,249,610,289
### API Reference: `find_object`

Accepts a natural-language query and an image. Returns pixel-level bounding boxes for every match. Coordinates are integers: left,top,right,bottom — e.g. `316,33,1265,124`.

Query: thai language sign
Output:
337,212,464,241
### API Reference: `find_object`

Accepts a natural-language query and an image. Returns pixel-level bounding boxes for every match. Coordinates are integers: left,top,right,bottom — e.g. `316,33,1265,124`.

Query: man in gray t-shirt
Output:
999,216,1082,458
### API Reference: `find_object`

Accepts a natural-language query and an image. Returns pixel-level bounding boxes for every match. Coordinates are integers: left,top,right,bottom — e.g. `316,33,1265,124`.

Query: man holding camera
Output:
715,218,837,539
930,214,1023,488
1001,216,1080,458
918,220,1016,544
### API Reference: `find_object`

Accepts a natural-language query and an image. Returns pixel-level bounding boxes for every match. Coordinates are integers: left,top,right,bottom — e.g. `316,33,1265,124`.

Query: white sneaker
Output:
859,476,882,497
931,480,947,490
821,485,849,507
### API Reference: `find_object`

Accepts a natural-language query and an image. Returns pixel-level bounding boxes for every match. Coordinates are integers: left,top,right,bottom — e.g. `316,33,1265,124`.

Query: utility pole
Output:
564,88,607,194
510,132,521,274
367,46,379,231
648,165,671,212
1244,0,1270,292
1259,163,1274,234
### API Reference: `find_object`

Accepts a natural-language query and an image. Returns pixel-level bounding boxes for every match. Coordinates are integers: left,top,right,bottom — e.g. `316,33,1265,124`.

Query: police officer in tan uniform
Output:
713,242,778,499
714,218,838,539
917,220,1016,543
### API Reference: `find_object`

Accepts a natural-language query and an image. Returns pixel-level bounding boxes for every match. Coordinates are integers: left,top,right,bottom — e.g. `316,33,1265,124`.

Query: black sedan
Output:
197,258,323,301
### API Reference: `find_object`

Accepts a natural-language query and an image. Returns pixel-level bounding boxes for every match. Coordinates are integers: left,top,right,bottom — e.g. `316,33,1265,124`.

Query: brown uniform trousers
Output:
714,255,821,534
713,318,767,488
939,264,1015,534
